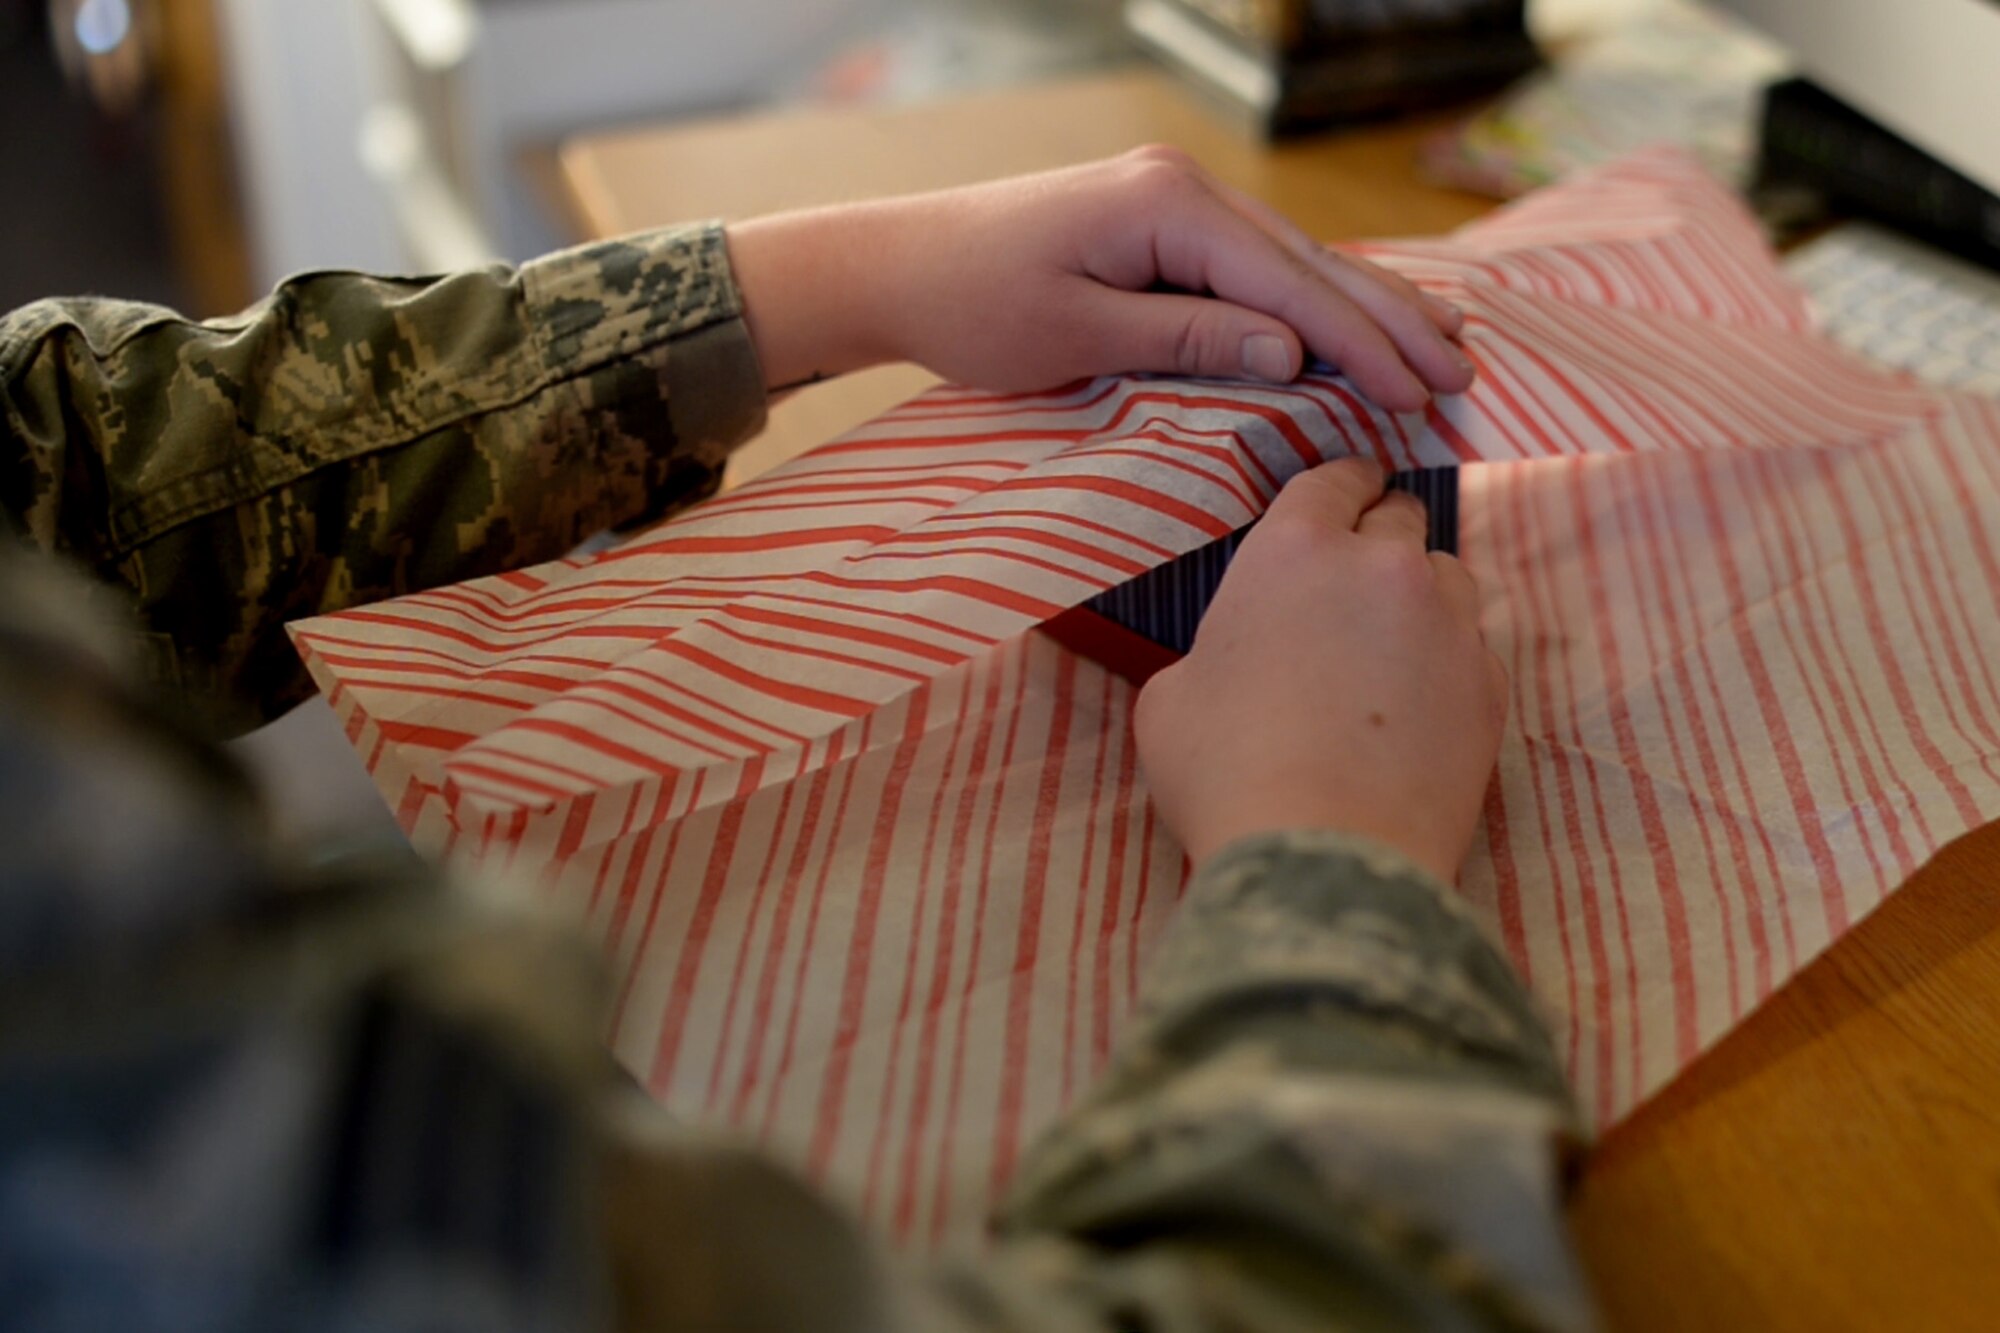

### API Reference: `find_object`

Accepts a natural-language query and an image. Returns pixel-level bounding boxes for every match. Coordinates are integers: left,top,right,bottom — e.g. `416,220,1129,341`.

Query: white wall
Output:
1530,0,1662,42
214,0,404,291
213,0,894,288
1713,0,2000,195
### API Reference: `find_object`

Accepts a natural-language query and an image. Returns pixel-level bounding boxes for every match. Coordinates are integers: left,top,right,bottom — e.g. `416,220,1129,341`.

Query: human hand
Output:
724,147,1473,413
1132,457,1508,884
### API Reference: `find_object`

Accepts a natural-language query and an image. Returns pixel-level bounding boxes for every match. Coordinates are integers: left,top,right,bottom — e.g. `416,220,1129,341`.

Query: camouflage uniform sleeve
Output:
602,833,1595,1332
0,537,871,1331
908,831,1594,1333
3,542,1595,1331
0,224,767,734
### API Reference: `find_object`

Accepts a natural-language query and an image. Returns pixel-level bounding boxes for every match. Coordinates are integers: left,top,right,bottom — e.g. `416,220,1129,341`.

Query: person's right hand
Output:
1133,457,1508,885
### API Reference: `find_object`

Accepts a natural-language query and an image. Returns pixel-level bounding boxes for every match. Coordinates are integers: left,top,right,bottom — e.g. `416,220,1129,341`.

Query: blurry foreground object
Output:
1124,0,1539,135
0,558,616,1333
1419,1,1787,199
47,0,150,117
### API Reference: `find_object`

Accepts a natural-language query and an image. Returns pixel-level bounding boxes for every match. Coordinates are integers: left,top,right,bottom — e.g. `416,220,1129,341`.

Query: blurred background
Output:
0,0,1142,315
0,0,1674,318
2,0,1993,326
13,0,1997,865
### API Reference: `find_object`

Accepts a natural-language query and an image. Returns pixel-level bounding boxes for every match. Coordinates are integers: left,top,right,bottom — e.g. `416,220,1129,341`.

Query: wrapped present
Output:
292,149,1980,1244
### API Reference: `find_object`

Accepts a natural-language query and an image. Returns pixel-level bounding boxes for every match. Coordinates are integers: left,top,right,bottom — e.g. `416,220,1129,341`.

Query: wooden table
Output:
558,67,2000,1332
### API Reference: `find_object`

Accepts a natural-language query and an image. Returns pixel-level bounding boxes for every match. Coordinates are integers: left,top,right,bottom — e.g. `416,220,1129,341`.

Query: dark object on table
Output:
1042,468,1459,682
1124,0,1540,136
1755,77,2000,275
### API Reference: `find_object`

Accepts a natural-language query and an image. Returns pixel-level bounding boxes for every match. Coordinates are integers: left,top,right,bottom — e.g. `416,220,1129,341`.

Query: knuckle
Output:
1126,142,1196,171
1297,457,1375,504
1264,472,1344,528
1122,147,1205,202
1428,548,1469,581
1380,489,1429,526
1261,463,1367,533
1252,502,1340,562
1368,261,1421,298
1170,310,1222,376
1361,537,1435,591
1170,316,1201,376
1344,248,1415,290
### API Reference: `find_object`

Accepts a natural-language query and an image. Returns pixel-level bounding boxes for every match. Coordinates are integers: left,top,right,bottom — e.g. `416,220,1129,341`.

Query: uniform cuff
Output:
522,221,768,455
1161,829,1573,1108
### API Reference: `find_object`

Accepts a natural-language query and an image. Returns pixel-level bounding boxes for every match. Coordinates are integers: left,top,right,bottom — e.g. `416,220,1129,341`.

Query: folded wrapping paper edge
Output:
291,145,1934,835
332,367,1934,835
282,147,1770,712
1371,144,1812,337
277,382,1147,751
331,638,1081,867
1453,146,1778,260
301,657,459,851
284,145,1766,744
425,382,1358,822
1422,286,1939,466
420,293,1940,822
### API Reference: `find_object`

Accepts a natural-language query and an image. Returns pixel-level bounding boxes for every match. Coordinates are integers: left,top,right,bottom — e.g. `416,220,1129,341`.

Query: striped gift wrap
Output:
292,149,1990,1244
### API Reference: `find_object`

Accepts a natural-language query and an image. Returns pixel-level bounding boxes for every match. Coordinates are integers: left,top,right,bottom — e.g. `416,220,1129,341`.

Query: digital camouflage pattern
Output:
0,223,766,735
0,234,1594,1332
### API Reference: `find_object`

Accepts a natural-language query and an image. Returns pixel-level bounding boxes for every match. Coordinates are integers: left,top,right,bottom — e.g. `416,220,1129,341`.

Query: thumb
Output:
1263,456,1387,534
1086,290,1306,383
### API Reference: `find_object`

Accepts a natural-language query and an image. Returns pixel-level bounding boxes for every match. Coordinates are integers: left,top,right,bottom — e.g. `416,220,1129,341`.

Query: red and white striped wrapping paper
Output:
1462,392,2000,1128
292,149,1990,1242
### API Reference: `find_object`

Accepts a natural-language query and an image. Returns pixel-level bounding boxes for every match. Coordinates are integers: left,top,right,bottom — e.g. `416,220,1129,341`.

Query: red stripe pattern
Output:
1463,393,2000,1127
291,148,1988,1242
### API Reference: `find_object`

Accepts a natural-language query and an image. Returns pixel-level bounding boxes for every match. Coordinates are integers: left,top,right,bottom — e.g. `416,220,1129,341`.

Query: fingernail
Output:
1451,347,1477,378
1241,334,1293,383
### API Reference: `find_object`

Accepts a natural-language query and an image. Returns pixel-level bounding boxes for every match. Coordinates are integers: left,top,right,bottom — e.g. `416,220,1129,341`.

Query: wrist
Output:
1181,802,1465,888
1192,827,1456,897
724,206,902,391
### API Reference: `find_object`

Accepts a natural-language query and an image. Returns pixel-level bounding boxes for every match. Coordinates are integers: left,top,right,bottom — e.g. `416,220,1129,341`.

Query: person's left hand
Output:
725,147,1474,413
